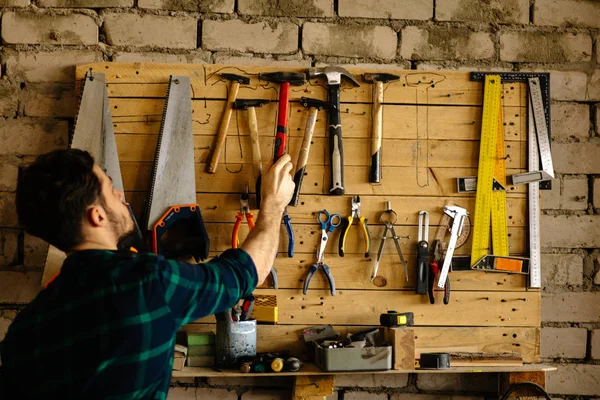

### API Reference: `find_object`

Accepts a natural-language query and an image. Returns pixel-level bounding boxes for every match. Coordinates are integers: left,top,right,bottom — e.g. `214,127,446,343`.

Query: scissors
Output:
303,210,341,296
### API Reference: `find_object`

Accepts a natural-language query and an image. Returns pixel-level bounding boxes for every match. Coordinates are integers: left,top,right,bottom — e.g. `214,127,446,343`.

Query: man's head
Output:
16,149,135,253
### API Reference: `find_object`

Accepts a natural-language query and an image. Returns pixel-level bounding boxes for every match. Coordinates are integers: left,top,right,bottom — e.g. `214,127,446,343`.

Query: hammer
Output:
259,71,306,161
308,66,360,195
207,73,250,174
289,97,334,207
362,73,400,184
232,99,270,209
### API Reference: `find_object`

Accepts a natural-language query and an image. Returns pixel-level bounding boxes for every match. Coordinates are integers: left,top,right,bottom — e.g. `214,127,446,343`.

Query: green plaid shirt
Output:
0,248,257,399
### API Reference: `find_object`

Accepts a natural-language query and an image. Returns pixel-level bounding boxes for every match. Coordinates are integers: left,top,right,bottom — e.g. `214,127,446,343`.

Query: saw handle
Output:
273,82,290,162
208,81,240,173
328,85,344,195
370,81,384,183
290,106,318,206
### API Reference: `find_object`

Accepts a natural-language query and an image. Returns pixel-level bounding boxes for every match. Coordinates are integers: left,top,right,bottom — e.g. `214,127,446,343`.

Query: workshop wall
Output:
0,0,599,399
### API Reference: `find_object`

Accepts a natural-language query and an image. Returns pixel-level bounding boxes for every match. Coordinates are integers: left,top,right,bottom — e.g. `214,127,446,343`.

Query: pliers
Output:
282,208,294,258
232,182,278,288
339,195,371,257
303,210,340,296
428,240,450,305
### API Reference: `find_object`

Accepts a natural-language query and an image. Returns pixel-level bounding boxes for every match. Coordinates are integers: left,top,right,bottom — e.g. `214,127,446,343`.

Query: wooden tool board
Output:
75,63,540,363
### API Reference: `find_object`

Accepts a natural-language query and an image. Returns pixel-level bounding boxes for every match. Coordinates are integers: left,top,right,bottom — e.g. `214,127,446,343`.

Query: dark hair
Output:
16,149,102,253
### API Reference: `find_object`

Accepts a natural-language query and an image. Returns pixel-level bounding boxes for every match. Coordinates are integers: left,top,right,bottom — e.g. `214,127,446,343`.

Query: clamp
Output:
373,201,410,282
339,195,371,258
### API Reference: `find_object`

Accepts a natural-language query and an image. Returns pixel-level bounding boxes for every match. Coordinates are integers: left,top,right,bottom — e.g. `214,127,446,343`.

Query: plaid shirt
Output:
0,248,257,399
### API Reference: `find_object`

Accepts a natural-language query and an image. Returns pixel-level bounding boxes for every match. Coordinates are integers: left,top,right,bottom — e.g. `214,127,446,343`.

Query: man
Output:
0,148,294,399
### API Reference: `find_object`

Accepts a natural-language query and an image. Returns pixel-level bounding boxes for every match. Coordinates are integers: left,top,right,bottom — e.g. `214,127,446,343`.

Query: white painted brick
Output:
392,395,484,400
588,69,600,101
203,20,298,54
344,392,387,400
4,50,103,82
303,22,397,59
0,0,30,5
436,0,529,24
339,0,433,20
333,62,412,70
0,271,42,303
591,330,600,359
239,0,333,17
168,387,237,399
38,0,132,6
24,234,49,269
240,389,288,400
0,230,18,267
551,102,590,139
546,70,588,101
112,51,211,64
21,83,77,118
334,374,408,388
0,193,18,228
541,253,584,288
500,31,592,63
541,327,587,358
0,118,68,156
0,157,19,191
541,177,589,211
594,177,600,209
213,54,311,67
534,0,600,28
104,13,197,49
207,376,293,387
0,79,19,118
400,26,494,61
542,215,600,248
542,292,600,322
1,11,97,45
140,0,233,13
553,142,600,174
416,373,497,392
415,62,512,71
546,364,600,395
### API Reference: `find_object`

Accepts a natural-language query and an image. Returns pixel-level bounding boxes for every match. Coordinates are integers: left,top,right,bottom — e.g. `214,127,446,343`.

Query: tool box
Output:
314,342,392,372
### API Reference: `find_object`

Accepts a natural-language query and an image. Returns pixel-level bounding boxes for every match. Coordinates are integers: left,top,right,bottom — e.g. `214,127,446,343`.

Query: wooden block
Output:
500,371,547,397
384,327,415,370
293,375,334,397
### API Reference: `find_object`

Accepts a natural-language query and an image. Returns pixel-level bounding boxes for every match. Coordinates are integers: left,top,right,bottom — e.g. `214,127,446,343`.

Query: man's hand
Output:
241,154,295,284
260,154,295,214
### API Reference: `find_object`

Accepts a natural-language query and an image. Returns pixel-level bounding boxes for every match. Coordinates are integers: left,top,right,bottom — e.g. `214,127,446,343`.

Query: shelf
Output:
172,363,556,378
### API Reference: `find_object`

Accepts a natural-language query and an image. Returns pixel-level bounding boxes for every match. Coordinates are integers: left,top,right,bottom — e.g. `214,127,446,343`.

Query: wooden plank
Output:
293,375,334,398
182,324,540,363
109,99,526,143
125,193,527,227
120,162,528,196
76,63,526,106
115,134,526,169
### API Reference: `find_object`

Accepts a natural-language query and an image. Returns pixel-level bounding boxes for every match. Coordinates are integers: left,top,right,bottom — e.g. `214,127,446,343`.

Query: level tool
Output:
470,75,509,267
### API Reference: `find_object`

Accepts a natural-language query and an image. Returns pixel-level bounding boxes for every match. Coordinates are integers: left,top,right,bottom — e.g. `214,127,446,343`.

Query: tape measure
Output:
470,75,509,267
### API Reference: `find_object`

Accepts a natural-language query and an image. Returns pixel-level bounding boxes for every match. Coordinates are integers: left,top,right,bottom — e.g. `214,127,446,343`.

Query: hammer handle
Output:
370,81,384,183
328,84,344,195
208,81,240,173
289,106,318,206
248,107,263,208
273,82,290,161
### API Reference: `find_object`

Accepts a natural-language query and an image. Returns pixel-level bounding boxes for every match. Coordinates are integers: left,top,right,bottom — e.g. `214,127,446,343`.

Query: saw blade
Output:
144,75,196,231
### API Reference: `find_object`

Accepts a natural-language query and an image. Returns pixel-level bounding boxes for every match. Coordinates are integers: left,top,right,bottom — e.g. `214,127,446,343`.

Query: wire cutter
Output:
232,183,278,288
303,210,340,296
232,182,255,248
428,240,450,305
373,201,409,281
339,195,371,258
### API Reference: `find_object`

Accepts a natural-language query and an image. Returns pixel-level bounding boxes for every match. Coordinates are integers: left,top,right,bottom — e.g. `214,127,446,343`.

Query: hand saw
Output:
143,75,209,262
42,71,144,287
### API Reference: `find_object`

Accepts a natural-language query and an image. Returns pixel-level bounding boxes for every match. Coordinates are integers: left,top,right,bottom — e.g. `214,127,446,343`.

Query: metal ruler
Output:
527,100,542,288
470,75,509,267
511,77,554,185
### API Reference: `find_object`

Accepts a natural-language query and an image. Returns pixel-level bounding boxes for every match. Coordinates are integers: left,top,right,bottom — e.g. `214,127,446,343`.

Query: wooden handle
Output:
207,81,240,173
370,81,383,183
289,107,318,206
248,107,263,180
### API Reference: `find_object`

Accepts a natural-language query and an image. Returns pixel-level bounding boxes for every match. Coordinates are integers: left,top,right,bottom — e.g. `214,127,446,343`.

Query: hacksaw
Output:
143,75,209,261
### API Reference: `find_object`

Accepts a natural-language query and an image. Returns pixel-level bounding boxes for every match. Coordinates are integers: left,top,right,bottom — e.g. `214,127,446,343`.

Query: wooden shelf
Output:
172,363,556,378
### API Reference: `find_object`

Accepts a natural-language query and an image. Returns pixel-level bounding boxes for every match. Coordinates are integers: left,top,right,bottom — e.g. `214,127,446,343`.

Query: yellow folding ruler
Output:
470,75,509,266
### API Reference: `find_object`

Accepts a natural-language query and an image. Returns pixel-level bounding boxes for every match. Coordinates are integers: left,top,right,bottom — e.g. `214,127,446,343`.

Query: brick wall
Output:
0,0,599,398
